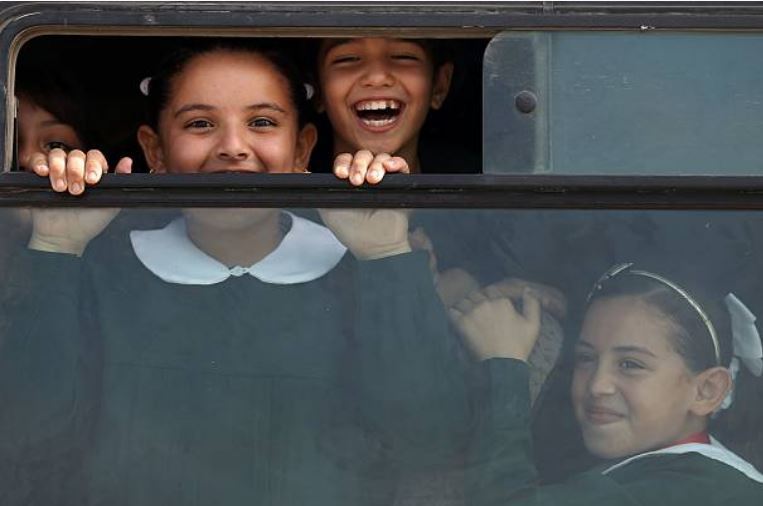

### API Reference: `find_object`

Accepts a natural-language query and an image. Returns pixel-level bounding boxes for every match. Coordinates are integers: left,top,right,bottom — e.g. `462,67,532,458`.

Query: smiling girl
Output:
0,40,468,505
453,263,763,506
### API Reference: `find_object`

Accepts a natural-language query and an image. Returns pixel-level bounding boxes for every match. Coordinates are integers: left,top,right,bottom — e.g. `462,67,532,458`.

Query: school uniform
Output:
0,211,470,506
468,359,763,506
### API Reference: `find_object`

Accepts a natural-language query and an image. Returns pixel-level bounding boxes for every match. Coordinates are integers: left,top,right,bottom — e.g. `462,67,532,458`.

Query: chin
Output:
581,428,635,460
183,208,278,231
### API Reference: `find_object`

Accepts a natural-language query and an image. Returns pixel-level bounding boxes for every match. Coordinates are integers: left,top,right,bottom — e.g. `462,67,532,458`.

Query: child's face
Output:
571,296,704,459
17,96,83,171
139,51,316,175
318,38,452,165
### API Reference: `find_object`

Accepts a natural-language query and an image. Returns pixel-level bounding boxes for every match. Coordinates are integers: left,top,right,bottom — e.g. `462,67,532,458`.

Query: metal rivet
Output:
515,91,537,114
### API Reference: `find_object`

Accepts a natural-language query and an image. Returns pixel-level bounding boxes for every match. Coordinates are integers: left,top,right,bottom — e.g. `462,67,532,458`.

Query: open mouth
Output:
354,99,403,128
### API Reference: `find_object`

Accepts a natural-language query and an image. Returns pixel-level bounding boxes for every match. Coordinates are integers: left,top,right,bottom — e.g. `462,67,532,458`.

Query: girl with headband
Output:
452,262,763,506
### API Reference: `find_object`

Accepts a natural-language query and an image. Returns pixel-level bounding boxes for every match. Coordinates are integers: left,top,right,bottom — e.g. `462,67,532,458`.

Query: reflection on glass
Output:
1,207,762,505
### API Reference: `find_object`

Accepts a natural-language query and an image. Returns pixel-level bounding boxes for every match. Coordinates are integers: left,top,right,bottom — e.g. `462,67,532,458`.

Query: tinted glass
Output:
1,206,761,505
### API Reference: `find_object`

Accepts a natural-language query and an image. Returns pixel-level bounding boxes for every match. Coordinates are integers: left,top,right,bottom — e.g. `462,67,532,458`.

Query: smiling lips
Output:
584,405,625,425
353,98,403,130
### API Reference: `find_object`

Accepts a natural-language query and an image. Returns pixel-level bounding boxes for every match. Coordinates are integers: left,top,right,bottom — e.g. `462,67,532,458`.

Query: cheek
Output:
162,132,210,173
570,370,587,408
260,133,300,173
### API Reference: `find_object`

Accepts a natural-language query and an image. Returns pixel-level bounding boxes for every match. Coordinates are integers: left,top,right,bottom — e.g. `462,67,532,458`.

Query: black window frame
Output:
3,1,763,211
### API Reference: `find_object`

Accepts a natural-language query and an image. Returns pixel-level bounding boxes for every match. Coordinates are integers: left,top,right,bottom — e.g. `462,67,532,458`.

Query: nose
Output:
588,365,617,397
359,58,395,88
216,125,253,163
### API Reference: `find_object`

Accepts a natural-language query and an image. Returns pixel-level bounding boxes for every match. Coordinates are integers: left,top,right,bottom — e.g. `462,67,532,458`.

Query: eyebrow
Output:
173,103,287,118
574,341,657,358
38,119,68,128
613,346,658,358
321,38,354,55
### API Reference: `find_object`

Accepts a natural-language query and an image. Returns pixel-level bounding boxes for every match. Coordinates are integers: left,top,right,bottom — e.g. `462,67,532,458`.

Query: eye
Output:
250,117,276,128
392,53,422,62
43,141,74,152
573,351,596,368
331,54,360,65
618,359,645,372
185,119,213,130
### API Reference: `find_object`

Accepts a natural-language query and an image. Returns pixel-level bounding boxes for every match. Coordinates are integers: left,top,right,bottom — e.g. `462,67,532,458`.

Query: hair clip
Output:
140,77,152,97
304,83,315,100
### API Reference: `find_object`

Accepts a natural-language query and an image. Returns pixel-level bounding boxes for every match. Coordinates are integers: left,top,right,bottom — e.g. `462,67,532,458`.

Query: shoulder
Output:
609,452,763,504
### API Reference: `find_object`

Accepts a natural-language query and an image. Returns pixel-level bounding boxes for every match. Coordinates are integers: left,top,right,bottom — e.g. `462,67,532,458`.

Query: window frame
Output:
4,1,763,210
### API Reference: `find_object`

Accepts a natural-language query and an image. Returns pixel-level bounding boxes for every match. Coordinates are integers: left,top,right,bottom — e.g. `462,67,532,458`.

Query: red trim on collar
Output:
670,431,711,446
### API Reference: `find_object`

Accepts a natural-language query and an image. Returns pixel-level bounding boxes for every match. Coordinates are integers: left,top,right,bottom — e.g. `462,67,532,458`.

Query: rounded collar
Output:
129,211,347,285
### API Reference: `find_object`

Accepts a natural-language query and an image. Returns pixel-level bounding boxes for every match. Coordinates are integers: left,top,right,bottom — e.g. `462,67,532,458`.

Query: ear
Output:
294,123,318,172
690,366,733,417
430,62,454,110
137,125,166,173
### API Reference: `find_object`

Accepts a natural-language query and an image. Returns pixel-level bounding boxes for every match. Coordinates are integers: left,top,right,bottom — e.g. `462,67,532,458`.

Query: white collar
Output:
602,436,763,484
129,212,347,285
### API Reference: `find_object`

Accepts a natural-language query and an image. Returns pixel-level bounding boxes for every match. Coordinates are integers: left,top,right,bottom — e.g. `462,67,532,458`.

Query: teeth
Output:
355,99,401,111
360,117,396,127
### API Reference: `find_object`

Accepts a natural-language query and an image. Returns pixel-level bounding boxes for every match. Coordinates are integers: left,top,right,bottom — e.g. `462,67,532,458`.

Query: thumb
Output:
522,289,542,331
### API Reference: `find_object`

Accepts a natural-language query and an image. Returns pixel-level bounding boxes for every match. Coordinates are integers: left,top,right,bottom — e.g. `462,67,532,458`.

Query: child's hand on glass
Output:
26,148,133,255
28,148,132,196
318,208,411,260
332,150,409,186
450,285,541,362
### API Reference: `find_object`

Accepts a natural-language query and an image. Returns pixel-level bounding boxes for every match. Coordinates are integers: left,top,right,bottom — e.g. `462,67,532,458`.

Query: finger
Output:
485,283,514,301
382,156,410,174
515,280,567,319
332,153,354,180
366,153,391,185
348,150,374,186
65,149,87,195
453,294,476,315
465,288,490,307
47,148,69,192
29,152,50,176
115,157,134,174
522,290,542,331
84,150,108,185
490,278,525,299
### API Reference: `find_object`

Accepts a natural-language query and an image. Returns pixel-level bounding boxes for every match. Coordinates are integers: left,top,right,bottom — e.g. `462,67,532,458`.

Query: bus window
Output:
484,31,763,175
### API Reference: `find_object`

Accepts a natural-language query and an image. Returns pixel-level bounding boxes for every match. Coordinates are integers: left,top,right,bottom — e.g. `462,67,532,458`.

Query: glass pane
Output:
1,205,762,505
484,31,763,175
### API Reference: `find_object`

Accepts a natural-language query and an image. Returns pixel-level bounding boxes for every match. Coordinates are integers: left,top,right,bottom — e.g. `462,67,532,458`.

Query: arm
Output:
0,247,98,503
320,153,472,464
350,250,473,465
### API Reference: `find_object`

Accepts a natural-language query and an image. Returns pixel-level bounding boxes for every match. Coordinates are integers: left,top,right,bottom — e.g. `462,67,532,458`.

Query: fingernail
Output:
86,171,98,183
36,164,48,173
351,174,363,185
370,168,382,179
70,183,82,194
54,179,66,192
